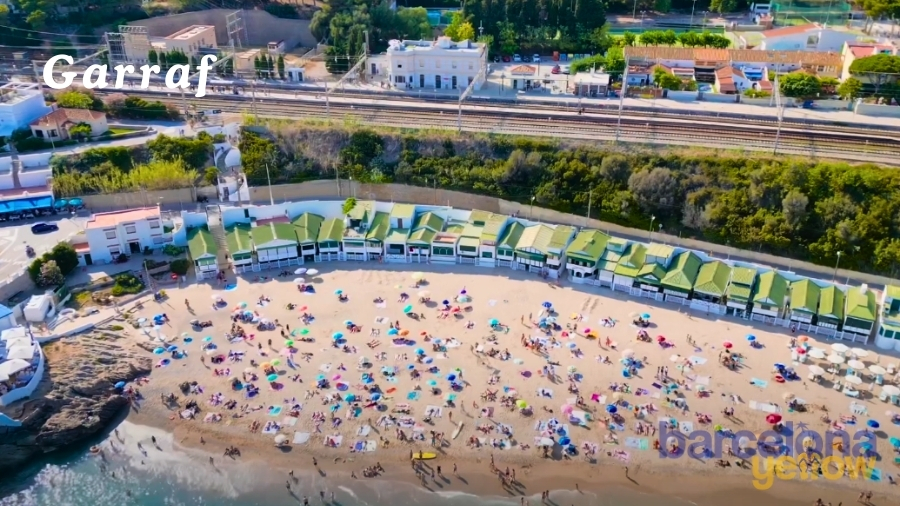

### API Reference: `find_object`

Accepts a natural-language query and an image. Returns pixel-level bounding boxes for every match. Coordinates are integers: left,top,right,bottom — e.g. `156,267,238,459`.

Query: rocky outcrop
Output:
0,330,152,472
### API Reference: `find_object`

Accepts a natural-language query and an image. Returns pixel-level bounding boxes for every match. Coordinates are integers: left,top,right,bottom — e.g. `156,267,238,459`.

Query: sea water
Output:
0,421,687,506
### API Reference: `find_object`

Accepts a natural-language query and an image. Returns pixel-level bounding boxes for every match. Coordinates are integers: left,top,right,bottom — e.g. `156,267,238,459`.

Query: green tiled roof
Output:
694,261,732,297
292,212,324,243
637,261,666,283
461,223,484,238
366,212,390,242
225,223,252,254
445,223,466,235
614,243,647,277
845,286,876,322
646,243,674,261
817,285,845,320
468,209,491,225
565,230,609,262
347,200,374,220
482,214,507,242
730,266,757,286
498,222,525,250
516,224,555,254
408,228,437,244
386,228,410,243
317,218,344,243
754,271,788,308
886,285,900,300
390,203,416,221
187,226,216,259
413,212,444,232
548,225,575,252
789,278,821,313
459,236,480,249
251,222,297,247
661,251,702,291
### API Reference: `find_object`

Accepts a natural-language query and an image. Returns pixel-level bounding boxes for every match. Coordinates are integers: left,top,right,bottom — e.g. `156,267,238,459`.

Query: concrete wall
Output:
813,99,851,111
740,97,775,107
19,152,51,169
665,90,699,102
0,344,44,407
127,9,316,50
855,103,900,118
82,188,196,212
0,271,36,306
701,93,739,103
18,167,52,188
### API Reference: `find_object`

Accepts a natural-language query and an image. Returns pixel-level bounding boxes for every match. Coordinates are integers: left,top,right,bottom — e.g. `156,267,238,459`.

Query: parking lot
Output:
0,215,84,283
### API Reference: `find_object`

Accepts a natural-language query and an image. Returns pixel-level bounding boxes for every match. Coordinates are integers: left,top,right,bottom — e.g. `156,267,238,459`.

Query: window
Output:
105,230,117,240
394,75,406,84
433,246,454,256
109,248,120,256
481,251,493,259
397,64,403,69
125,225,137,234
148,220,160,229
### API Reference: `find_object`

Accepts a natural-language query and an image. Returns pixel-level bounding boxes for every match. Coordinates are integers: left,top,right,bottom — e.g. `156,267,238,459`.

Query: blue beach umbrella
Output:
403,305,414,313
335,289,343,295
427,380,437,387
415,348,425,355
344,393,356,401
559,436,571,446
489,318,499,326
203,336,213,342
153,347,165,354
746,334,756,341
344,320,353,325
387,328,399,336
54,199,68,209
166,345,178,352
442,300,450,305
333,332,344,340
889,437,900,447
267,374,278,382
641,313,651,320
867,420,880,429
606,404,617,413
239,302,247,308
316,374,326,381
542,301,552,308
114,381,126,389
68,197,83,207
407,364,415,370
371,393,382,401
447,374,457,382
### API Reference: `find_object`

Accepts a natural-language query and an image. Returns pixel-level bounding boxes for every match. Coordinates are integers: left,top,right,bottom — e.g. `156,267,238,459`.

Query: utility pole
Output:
180,88,189,119
616,59,630,142
335,164,340,197
773,70,783,155
264,163,275,205
250,80,259,123
585,190,592,226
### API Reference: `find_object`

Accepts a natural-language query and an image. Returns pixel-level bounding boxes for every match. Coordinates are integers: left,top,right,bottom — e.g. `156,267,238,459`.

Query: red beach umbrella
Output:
723,341,733,349
656,335,666,342
766,414,782,424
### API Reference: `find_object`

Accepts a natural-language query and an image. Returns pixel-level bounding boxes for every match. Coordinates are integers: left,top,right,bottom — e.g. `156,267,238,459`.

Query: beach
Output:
7,263,898,506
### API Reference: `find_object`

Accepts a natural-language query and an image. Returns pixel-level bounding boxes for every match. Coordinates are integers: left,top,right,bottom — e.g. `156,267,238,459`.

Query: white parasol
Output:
411,272,426,281
418,290,430,297
807,364,825,376
868,365,887,375
621,349,635,358
306,269,319,276
843,375,862,385
294,268,307,275
293,277,306,284
807,348,826,359
827,354,845,365
850,347,869,359
210,294,223,300
274,434,288,444
831,343,849,354
847,360,865,371
881,385,900,396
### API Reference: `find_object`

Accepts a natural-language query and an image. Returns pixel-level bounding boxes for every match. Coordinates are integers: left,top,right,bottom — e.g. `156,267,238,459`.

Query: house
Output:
342,201,379,261
317,218,344,260
385,37,488,91
31,108,108,141
692,261,732,304
364,212,390,261
613,243,646,289
597,238,628,286
468,210,508,266
570,70,610,97
545,226,576,275
875,285,900,350
726,266,758,316
225,224,253,269
292,212,324,262
0,82,52,138
431,221,462,263
162,25,217,57
457,222,483,263
384,204,414,260
514,224,555,272
564,229,610,280
497,222,525,265
408,211,444,262
816,285,845,330
506,65,539,90
788,278,821,324
251,223,298,265
840,41,898,81
752,271,788,318
759,24,860,53
85,207,165,264
660,251,702,298
187,226,218,278
624,46,842,79
843,285,876,338
634,244,674,292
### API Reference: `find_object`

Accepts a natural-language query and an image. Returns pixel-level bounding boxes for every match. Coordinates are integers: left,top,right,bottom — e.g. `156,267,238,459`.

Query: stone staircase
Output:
10,159,22,189
207,204,230,269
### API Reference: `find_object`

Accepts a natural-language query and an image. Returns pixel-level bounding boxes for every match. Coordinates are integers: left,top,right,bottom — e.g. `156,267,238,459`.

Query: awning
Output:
0,196,53,213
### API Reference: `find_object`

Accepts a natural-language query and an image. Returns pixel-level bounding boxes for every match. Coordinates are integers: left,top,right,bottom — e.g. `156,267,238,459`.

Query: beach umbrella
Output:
68,197,83,207
844,375,862,385
890,437,900,448
294,278,306,284
808,348,826,359
656,335,666,342
827,354,845,365
261,362,272,368
847,360,865,371
582,327,592,334
344,393,356,401
447,374,457,381
54,199,68,209
294,268,307,275
371,393,382,401
850,347,869,359
415,348,425,355
418,290,430,297
489,318,499,326
542,301,552,309
766,414,782,424
267,374,278,382
567,365,577,373
513,358,524,365
403,305,414,313
831,343,849,354
316,374,326,381
641,313,651,320
203,336,213,342
274,435,288,444
722,341,733,349
400,329,410,336
335,289,343,295
738,436,750,449
621,349,635,358
332,332,344,340
285,340,294,347
561,404,574,415
516,400,528,409
605,405,617,413
114,381,126,389
239,302,247,308
427,380,437,387
460,289,467,295
306,269,319,276
882,385,900,396
807,365,825,376
458,295,471,303
567,342,577,349
333,374,342,381
387,328,399,336
166,345,178,352
442,299,450,305
795,347,806,355
300,329,310,335
867,420,880,429
746,334,756,341
153,347,165,354
344,320,354,325
869,365,887,375
272,359,281,366
424,357,433,364
410,272,425,281
798,335,809,342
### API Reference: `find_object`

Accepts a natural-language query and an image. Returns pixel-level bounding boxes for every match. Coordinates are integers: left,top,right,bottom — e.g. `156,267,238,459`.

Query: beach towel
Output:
324,435,343,447
425,405,443,417
689,356,707,366
534,420,548,432
375,303,387,309
319,363,332,373
352,440,366,452
749,401,780,413
229,336,244,344
609,423,626,432
624,437,649,450
590,394,607,404
357,425,371,436
262,424,280,435
268,406,283,416
282,416,298,426
365,440,377,452
679,421,694,434
694,376,710,386
406,391,420,401
613,450,631,463
293,432,310,444
750,378,769,389
536,388,553,398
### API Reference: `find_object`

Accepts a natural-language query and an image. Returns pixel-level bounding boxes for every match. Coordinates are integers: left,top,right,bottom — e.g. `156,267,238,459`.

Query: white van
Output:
750,2,771,14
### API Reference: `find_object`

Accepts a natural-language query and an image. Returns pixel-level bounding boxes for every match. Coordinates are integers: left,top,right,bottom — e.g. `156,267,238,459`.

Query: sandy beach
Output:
109,263,900,506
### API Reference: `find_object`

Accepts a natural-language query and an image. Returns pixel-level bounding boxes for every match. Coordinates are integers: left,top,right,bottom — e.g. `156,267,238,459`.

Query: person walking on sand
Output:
312,457,318,467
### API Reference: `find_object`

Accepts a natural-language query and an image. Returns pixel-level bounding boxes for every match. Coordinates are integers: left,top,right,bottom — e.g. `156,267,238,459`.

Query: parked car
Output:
31,222,59,234
502,55,511,62
532,54,541,62
561,65,570,75
551,65,561,74
493,55,500,63
522,55,531,62
513,54,522,62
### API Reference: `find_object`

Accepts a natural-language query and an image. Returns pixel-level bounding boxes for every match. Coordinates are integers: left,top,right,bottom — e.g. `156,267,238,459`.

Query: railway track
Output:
110,90,900,163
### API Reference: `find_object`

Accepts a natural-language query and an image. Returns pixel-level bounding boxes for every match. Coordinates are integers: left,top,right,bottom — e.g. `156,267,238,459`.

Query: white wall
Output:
18,167,52,189
86,216,162,264
0,90,52,136
0,345,44,407
0,168,13,191
19,152,52,169
761,30,859,53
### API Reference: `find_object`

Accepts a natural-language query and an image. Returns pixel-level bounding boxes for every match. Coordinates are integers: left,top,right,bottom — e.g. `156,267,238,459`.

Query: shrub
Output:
162,244,185,256
110,273,144,296
170,258,191,276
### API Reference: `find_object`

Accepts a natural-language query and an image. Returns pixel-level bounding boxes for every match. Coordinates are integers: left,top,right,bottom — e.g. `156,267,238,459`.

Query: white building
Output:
385,37,488,91
85,207,166,264
0,305,16,332
0,83,52,138
758,24,860,53
163,25,217,56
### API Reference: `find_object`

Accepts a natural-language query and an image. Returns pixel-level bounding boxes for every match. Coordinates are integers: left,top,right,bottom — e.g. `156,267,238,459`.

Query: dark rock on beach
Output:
0,331,152,474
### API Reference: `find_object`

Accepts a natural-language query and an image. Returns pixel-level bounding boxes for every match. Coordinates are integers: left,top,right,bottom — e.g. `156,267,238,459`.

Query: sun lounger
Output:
750,378,768,389
843,388,860,398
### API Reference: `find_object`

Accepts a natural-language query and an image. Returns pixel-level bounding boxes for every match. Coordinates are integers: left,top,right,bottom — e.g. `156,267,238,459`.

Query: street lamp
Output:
690,0,698,27
832,251,842,281
530,196,536,220
640,11,647,27
632,0,638,21
648,215,655,240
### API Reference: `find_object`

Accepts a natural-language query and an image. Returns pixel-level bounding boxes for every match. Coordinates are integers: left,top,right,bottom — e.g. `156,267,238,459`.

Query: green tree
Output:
68,123,92,139
444,12,475,41
204,167,219,185
0,5,9,24
56,90,94,109
497,21,518,55
158,51,168,70
849,54,900,95
38,260,63,288
397,7,432,40
25,9,47,29
710,0,738,13
622,32,637,47
779,72,822,98
342,197,357,215
837,77,863,100
148,49,159,66
277,54,285,79
50,243,79,275
147,134,213,170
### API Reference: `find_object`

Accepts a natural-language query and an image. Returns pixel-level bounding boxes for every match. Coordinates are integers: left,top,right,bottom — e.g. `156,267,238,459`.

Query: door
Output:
84,253,93,266
512,79,518,89
419,74,424,88
129,241,141,253
452,76,457,89
434,75,441,88
370,63,377,75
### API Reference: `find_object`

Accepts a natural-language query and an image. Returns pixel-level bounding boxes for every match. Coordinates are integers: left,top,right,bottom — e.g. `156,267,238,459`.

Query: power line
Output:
0,23,103,40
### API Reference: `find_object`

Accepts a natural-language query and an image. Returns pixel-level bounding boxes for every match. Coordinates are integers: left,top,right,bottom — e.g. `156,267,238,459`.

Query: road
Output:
0,216,84,284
